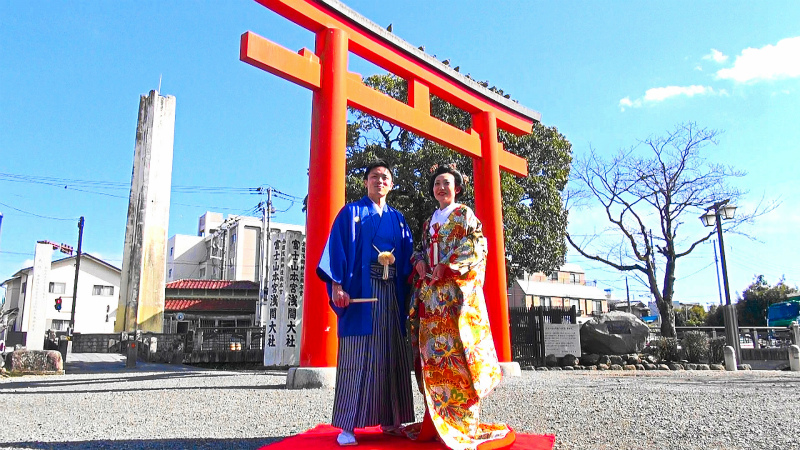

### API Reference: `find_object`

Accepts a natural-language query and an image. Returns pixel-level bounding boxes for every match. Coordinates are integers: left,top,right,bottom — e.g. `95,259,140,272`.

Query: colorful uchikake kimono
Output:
316,196,415,431
406,204,515,450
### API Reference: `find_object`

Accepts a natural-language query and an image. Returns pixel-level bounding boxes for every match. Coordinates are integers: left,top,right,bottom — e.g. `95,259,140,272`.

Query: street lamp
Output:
700,199,740,364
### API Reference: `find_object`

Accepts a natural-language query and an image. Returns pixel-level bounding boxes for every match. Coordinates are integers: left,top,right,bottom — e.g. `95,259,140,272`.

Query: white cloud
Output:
703,48,729,63
644,85,714,101
618,85,722,110
618,96,640,111
716,36,800,83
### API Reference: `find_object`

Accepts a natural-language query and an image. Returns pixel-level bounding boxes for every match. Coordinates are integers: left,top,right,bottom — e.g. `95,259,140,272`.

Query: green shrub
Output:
681,331,709,363
655,337,680,362
708,337,726,364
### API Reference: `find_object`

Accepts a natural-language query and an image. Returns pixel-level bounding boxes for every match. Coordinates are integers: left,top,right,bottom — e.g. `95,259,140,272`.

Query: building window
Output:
594,300,603,313
51,319,69,331
548,272,558,281
199,268,206,278
540,296,552,308
570,273,580,284
170,247,174,256
168,268,173,278
48,282,66,294
21,283,26,294
569,298,580,312
92,285,114,296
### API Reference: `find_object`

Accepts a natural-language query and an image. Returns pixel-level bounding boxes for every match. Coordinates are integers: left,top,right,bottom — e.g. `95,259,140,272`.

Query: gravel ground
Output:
2,366,800,450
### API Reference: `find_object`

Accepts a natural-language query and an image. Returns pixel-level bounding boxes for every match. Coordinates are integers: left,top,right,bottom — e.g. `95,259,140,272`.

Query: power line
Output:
0,201,78,221
0,172,261,195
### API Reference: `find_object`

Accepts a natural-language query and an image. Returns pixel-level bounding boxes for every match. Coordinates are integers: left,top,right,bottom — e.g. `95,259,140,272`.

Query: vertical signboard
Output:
263,230,306,366
280,230,305,365
263,231,286,365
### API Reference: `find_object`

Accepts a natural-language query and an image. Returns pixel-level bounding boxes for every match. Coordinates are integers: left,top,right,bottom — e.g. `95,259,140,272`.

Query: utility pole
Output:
626,277,631,313
257,188,273,328
649,229,656,280
69,216,84,336
712,239,724,306
221,220,228,281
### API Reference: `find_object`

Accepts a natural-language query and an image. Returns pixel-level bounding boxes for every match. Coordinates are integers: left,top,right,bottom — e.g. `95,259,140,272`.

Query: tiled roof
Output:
165,279,259,290
165,299,255,312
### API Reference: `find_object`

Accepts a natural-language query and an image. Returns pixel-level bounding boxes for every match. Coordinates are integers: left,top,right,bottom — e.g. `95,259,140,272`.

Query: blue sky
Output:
2,1,798,306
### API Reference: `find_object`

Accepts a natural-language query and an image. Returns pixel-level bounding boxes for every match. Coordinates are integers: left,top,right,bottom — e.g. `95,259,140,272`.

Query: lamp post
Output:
700,199,740,363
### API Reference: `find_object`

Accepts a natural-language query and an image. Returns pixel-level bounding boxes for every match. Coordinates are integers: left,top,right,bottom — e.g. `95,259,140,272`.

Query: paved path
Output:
64,353,203,375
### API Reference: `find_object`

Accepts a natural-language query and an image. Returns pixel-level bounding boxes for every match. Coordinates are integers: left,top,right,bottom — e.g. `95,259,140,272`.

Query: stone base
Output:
6,349,64,375
286,367,337,389
499,361,521,377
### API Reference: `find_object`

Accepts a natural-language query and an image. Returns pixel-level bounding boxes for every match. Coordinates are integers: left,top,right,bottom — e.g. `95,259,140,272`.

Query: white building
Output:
167,211,305,283
1,253,120,345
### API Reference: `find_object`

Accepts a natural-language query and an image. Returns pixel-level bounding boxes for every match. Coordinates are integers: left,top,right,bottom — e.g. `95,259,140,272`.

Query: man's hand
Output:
414,261,428,278
332,282,351,308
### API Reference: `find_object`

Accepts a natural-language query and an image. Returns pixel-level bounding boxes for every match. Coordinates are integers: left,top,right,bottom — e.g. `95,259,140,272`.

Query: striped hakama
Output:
331,263,414,431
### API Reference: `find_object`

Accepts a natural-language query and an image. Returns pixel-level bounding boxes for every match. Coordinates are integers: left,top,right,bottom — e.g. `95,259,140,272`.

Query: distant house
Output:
163,279,258,333
608,299,651,318
508,263,611,322
1,253,120,347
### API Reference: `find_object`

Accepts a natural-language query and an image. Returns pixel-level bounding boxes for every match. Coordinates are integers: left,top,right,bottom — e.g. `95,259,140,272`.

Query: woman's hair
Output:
428,164,464,200
363,159,394,180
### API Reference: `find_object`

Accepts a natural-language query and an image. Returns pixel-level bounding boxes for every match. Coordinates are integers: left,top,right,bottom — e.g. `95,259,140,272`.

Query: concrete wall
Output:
117,90,176,333
72,333,122,353
167,234,206,281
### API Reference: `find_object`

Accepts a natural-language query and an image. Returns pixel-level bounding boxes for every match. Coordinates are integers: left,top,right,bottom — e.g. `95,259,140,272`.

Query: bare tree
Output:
567,123,772,337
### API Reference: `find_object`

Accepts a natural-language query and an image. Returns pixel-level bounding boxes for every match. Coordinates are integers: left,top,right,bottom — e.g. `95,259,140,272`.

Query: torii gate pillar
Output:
472,111,512,362
302,28,348,367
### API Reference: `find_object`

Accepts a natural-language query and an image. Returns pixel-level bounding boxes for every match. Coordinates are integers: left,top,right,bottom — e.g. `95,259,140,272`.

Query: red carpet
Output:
258,424,555,449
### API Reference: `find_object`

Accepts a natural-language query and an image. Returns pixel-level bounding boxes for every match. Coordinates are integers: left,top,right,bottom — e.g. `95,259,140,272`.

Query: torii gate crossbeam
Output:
241,0,541,368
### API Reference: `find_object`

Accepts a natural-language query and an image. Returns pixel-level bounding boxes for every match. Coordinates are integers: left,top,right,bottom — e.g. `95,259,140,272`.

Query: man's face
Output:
364,166,394,199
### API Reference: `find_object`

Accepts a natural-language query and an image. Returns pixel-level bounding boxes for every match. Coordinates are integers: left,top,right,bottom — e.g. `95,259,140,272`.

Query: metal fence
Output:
509,306,577,367
672,326,797,348
191,326,265,352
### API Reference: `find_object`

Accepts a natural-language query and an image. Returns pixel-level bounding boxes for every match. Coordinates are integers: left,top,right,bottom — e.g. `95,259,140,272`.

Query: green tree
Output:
567,123,773,338
704,305,724,327
736,275,798,326
344,73,572,281
674,304,707,327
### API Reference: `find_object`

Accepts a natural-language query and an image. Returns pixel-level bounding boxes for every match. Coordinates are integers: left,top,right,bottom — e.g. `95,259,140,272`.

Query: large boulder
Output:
6,349,64,375
580,311,650,355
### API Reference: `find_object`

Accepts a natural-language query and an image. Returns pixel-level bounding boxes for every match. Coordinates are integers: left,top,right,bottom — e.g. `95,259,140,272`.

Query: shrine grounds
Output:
1,356,799,450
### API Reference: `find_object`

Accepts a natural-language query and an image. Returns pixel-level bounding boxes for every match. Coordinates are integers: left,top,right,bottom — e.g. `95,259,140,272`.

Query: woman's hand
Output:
430,263,448,283
415,260,428,278
331,282,351,308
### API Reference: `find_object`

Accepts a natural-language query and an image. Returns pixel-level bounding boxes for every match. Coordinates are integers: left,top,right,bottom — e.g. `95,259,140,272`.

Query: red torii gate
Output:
241,0,541,368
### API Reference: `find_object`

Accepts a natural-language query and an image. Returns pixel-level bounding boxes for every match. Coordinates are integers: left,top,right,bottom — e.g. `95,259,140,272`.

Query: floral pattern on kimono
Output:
406,204,515,450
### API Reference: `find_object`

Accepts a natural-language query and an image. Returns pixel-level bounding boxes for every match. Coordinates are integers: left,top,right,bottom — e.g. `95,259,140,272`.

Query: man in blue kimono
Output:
317,160,415,446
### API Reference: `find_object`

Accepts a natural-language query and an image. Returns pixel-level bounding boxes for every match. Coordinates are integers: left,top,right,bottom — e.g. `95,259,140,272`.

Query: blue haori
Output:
331,263,414,431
